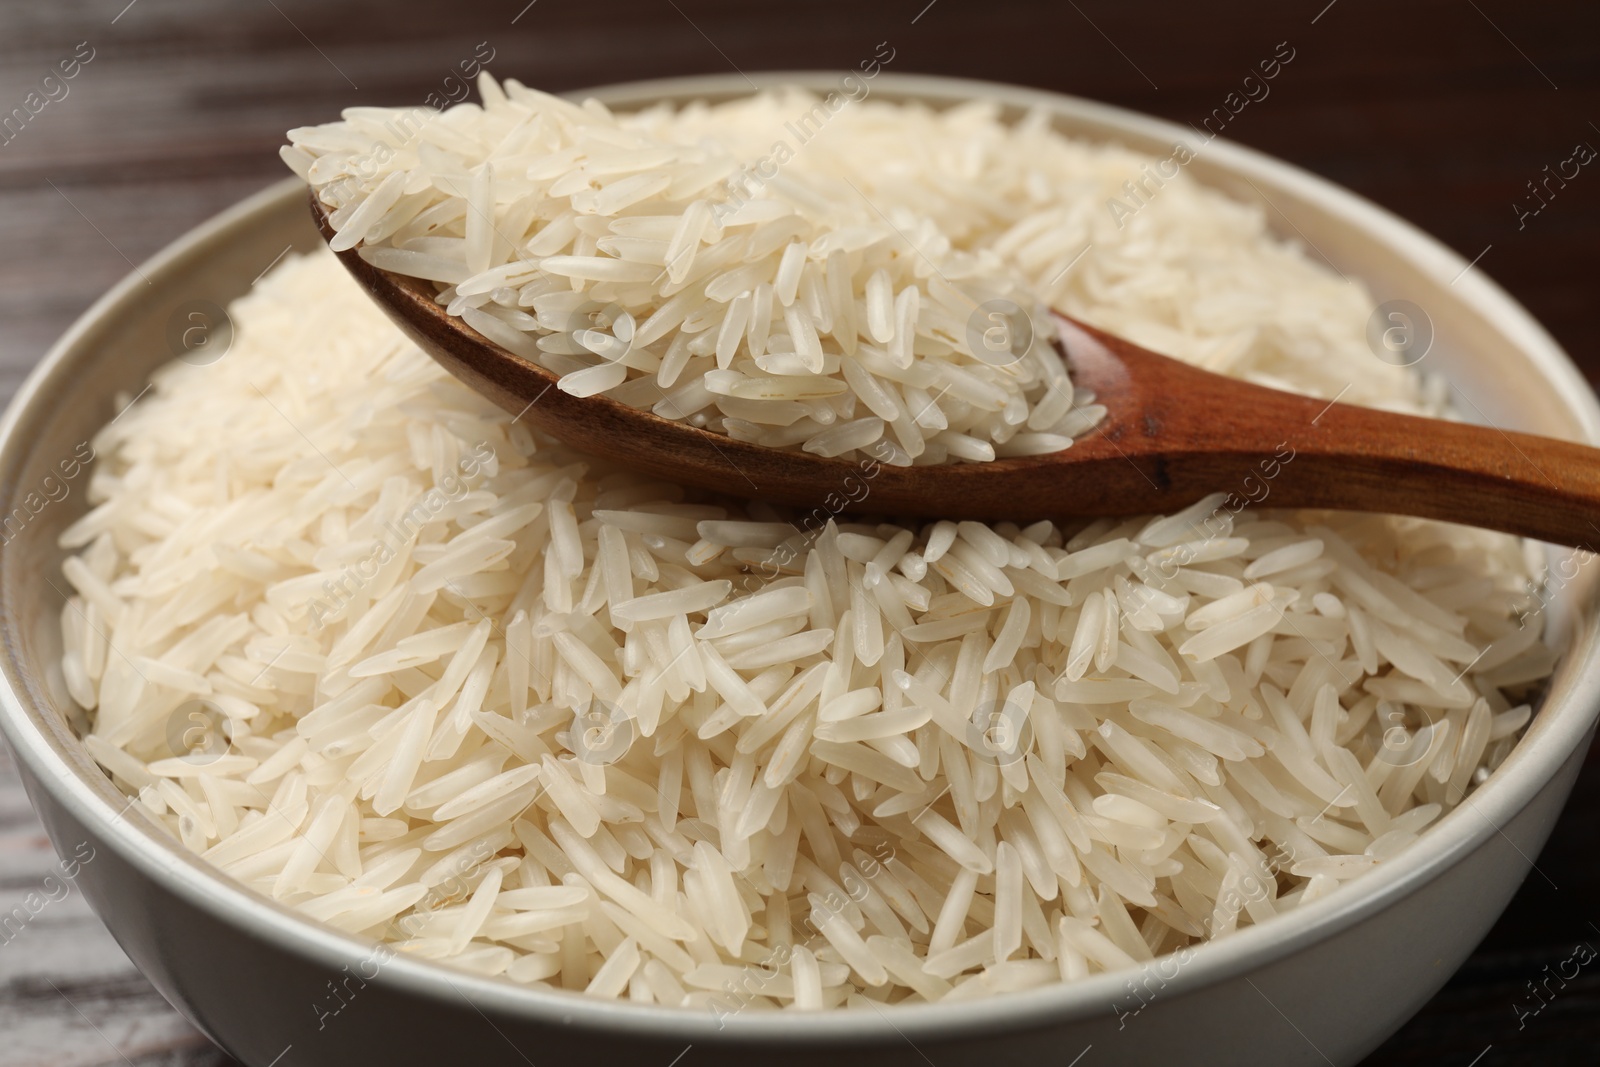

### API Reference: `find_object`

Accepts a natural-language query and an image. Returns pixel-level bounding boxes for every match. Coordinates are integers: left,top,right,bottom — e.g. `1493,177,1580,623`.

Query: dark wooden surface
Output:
1,1,1597,1063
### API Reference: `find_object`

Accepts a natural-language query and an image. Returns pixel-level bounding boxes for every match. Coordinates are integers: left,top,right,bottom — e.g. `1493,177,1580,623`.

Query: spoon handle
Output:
1253,396,1600,549
1059,317,1600,549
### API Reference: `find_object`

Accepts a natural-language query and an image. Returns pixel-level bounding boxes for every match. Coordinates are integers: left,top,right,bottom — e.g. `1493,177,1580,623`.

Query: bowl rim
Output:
3,69,1599,1046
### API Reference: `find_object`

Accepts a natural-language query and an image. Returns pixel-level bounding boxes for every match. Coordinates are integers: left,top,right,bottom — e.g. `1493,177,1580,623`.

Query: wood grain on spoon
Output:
313,192,1600,548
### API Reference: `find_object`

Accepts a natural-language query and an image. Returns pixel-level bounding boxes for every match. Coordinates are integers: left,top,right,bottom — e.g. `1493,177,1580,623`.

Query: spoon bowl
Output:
315,192,1600,547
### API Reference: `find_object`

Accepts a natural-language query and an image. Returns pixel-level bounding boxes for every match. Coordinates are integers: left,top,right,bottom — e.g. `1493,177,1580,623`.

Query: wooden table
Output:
1,1,1596,1063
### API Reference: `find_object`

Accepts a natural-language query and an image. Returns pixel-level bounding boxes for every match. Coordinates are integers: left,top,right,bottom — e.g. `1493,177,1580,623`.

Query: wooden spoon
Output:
313,194,1600,548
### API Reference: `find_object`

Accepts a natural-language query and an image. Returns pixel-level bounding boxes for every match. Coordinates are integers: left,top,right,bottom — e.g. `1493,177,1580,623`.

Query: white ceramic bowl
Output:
2,73,1597,1067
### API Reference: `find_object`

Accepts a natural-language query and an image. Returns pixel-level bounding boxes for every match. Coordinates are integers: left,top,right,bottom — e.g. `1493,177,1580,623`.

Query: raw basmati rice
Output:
284,77,1118,465
63,91,1562,1011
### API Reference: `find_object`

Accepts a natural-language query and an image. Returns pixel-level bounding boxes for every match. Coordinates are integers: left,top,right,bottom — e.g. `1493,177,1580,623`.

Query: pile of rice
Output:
283,78,1116,464
62,90,1558,1010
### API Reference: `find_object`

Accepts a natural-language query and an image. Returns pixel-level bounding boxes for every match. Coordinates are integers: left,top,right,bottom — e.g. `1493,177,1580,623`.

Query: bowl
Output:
2,72,1598,1067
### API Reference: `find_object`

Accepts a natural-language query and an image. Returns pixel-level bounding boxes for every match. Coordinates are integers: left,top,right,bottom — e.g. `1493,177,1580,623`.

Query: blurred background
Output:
1,1,1596,1063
